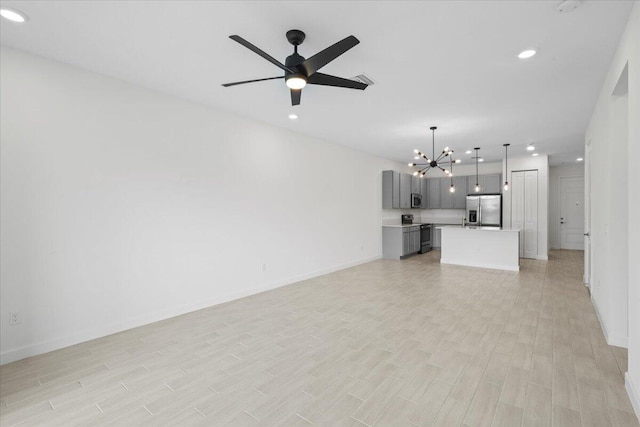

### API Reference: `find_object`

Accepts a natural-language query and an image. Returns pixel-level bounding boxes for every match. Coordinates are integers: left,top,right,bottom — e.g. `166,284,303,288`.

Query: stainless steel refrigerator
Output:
465,194,502,227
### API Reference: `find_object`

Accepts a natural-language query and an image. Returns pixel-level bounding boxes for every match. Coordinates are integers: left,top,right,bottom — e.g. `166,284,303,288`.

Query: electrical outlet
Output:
9,312,19,325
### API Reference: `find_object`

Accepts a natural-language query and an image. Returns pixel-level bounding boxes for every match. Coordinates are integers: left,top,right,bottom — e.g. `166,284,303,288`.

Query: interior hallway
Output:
0,250,637,426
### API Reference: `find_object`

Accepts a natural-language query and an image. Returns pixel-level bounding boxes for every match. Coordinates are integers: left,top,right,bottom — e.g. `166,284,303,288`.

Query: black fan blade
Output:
300,35,360,76
307,73,367,90
291,89,301,106
222,76,284,87
229,35,294,73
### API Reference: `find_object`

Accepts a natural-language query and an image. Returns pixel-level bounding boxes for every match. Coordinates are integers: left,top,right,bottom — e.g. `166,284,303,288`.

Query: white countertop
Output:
437,225,520,232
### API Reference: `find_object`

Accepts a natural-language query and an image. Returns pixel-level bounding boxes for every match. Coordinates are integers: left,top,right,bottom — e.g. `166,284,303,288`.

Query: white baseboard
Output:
591,294,628,348
0,255,381,365
626,373,640,421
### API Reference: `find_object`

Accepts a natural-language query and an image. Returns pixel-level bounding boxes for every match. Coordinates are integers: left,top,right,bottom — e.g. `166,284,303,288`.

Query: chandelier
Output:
408,126,454,177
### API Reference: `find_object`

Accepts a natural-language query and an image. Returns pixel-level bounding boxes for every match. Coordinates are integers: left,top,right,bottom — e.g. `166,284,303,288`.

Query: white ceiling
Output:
0,1,633,165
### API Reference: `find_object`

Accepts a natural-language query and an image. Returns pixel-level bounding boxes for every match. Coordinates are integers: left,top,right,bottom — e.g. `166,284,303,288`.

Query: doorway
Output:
559,176,585,250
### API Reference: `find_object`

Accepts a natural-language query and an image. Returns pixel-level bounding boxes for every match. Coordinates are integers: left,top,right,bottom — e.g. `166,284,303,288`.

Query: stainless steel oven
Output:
419,223,432,253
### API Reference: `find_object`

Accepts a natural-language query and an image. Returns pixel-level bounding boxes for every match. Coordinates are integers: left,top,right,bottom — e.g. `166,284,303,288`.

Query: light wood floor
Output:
1,250,638,426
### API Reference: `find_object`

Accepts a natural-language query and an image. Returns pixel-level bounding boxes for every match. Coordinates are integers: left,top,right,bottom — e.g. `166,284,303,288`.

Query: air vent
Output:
351,73,375,86
556,0,580,13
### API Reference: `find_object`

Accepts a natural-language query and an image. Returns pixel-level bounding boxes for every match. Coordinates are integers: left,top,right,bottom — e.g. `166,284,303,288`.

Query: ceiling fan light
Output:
0,7,28,23
285,74,307,89
518,49,537,59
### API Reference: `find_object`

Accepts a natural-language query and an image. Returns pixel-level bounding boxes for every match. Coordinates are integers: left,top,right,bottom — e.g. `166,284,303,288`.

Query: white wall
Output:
549,164,585,249
0,47,408,364
585,3,639,417
502,155,550,260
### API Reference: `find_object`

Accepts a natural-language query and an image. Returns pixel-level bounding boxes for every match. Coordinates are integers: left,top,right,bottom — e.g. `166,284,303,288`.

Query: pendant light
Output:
503,143,510,191
409,126,454,177
473,147,481,192
449,154,455,192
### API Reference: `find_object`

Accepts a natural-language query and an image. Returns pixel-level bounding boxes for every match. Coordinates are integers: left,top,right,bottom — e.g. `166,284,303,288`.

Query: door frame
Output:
584,139,592,287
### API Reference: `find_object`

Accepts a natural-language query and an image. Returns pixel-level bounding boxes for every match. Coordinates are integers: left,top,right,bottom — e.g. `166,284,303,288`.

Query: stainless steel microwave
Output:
411,193,422,208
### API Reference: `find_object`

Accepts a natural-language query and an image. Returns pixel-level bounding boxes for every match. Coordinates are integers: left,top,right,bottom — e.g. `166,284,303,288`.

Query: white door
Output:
511,171,525,257
524,171,538,259
559,176,585,250
511,170,538,259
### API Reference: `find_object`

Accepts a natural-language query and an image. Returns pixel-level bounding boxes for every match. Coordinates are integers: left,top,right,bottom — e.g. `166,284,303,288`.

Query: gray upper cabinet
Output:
399,173,412,208
439,176,467,209
420,178,429,208
384,170,498,209
439,177,454,209
452,176,468,208
382,170,413,209
411,176,421,194
382,171,400,209
483,173,502,193
427,178,441,209
467,173,502,194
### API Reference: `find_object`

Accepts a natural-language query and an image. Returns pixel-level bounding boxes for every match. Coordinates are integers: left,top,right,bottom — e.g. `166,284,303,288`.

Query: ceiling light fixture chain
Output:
503,143,510,191
409,126,454,178
474,147,481,192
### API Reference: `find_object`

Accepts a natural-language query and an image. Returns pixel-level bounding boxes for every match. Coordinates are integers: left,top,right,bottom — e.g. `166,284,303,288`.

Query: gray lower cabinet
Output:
383,226,421,259
432,227,442,248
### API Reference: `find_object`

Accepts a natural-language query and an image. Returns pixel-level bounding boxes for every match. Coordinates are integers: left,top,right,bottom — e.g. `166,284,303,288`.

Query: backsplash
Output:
382,208,465,225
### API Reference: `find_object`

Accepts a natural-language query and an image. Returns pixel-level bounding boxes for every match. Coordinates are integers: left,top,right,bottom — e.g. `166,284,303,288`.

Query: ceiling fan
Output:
222,29,368,106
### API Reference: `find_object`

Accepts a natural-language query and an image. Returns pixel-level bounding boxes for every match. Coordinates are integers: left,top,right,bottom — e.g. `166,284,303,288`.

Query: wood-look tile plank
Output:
0,250,632,427
491,402,524,427
463,380,502,427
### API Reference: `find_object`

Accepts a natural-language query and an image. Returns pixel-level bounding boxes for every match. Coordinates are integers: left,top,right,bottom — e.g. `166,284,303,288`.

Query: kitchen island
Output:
438,226,520,271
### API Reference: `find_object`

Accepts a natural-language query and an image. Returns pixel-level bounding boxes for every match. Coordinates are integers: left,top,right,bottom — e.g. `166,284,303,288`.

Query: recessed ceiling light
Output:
518,49,537,59
465,150,472,154
532,153,539,157
576,157,583,162
0,7,28,23
526,145,535,151
288,114,298,120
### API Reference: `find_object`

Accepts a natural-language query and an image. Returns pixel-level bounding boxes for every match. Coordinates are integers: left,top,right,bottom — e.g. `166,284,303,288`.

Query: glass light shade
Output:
503,183,509,191
286,76,307,89
450,185,455,193
475,185,480,192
